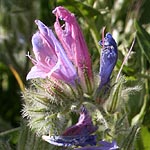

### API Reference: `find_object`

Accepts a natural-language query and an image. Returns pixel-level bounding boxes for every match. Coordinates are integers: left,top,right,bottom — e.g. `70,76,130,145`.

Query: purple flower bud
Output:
26,20,78,85
99,33,118,89
42,106,97,147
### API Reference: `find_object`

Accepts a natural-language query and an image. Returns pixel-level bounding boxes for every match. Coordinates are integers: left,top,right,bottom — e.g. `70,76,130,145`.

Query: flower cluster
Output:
26,6,93,89
24,6,120,150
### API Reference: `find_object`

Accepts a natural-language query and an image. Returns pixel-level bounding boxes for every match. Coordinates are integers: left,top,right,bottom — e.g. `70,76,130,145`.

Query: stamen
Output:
26,51,37,65
61,24,65,30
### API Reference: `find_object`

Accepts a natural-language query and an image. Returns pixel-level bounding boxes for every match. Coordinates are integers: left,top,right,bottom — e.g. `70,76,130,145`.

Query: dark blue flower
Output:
98,140,119,150
42,106,97,147
99,33,118,89
74,140,119,150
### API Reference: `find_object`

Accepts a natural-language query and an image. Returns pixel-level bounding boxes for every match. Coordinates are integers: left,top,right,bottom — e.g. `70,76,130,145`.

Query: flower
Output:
98,140,119,150
42,106,97,147
53,6,93,85
26,20,78,84
99,33,118,89
27,6,93,87
74,140,119,150
62,106,97,136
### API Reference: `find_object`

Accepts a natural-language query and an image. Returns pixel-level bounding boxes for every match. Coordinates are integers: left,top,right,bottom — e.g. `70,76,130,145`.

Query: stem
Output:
116,37,135,82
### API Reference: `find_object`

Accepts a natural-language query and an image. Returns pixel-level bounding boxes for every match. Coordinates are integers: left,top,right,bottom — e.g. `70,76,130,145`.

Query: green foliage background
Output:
0,0,150,149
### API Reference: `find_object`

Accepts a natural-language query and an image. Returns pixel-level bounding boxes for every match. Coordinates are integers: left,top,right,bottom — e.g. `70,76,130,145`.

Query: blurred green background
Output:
0,0,150,149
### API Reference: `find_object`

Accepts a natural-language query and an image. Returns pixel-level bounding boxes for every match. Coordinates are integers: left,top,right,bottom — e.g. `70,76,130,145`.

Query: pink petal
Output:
26,66,47,80
53,6,93,84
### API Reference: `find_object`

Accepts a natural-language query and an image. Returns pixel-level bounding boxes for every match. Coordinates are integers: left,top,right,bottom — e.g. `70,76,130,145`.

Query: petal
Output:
53,6,93,83
42,135,67,147
26,66,47,80
75,146,101,150
42,135,96,147
62,106,97,136
28,21,58,79
74,140,119,150
35,20,77,84
99,33,117,49
32,20,57,66
99,140,119,150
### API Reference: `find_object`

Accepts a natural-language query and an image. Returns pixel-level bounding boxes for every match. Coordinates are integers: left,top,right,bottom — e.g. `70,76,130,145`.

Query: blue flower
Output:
99,33,118,89
42,106,97,147
74,140,119,150
42,134,96,147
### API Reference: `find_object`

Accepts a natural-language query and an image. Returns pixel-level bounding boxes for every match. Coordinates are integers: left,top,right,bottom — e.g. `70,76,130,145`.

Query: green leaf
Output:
0,140,12,150
0,127,20,149
107,76,124,114
121,125,140,150
17,123,59,150
131,95,147,126
134,20,150,63
140,126,150,150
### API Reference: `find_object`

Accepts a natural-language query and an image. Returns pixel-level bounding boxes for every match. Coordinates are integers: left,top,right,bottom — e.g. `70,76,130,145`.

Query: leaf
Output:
17,123,59,150
0,127,20,149
107,76,124,113
134,20,150,63
0,140,12,150
121,125,140,150
131,95,147,126
140,126,150,150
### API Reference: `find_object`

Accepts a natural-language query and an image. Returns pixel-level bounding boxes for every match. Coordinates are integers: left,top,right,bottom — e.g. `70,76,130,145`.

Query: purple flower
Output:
53,6,93,85
42,106,97,147
74,140,119,150
26,20,78,84
27,6,93,86
99,33,118,89
42,134,96,147
62,106,97,136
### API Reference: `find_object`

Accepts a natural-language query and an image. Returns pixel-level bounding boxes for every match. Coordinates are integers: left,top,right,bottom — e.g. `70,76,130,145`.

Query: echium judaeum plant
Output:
23,6,140,150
